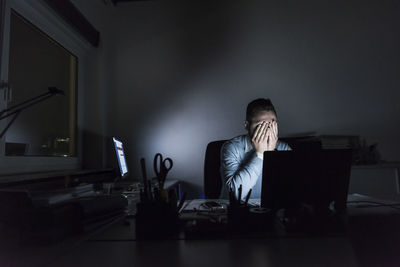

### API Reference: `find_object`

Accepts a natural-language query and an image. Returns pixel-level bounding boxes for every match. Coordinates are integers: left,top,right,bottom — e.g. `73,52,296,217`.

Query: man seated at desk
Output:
220,98,291,201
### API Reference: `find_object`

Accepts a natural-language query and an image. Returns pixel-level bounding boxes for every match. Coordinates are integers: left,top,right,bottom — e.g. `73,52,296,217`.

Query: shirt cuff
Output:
256,152,264,160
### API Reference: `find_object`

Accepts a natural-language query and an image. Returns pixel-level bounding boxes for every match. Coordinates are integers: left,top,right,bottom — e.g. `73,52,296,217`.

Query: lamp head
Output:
48,87,65,95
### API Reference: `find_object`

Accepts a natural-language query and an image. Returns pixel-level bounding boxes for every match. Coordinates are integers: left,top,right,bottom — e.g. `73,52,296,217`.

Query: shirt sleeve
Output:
220,141,263,200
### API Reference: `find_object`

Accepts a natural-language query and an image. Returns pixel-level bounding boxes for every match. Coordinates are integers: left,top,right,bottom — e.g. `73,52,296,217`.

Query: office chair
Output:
204,140,227,199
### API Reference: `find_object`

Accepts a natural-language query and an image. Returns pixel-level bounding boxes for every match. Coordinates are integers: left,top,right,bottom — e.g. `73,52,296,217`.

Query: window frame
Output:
0,0,89,176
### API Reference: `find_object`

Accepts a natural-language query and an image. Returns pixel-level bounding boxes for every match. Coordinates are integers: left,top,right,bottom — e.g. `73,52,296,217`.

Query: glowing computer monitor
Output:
112,137,128,179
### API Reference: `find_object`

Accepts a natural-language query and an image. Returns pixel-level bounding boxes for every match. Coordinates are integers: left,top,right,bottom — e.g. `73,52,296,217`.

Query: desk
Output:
51,235,358,267
2,194,400,267
350,163,400,200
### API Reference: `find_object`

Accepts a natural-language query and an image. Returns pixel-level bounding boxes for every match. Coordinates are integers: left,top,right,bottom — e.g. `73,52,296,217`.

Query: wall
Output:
81,0,400,197
70,0,117,169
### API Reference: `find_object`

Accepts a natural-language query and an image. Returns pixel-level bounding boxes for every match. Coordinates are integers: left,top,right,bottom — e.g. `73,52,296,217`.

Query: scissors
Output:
153,153,173,189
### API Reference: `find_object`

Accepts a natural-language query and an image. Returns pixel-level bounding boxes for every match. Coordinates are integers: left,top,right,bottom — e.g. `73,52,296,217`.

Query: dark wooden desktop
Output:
2,191,400,267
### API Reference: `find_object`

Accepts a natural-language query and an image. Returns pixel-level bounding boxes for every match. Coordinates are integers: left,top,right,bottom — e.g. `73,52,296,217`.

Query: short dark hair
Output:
246,98,277,122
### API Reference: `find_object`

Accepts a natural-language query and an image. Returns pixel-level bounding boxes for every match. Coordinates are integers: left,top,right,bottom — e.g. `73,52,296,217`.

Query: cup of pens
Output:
135,183,181,239
227,185,273,233
227,185,252,233
135,157,183,240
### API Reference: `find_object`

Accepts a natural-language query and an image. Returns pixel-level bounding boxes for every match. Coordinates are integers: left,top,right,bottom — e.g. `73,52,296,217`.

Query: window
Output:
0,0,87,175
5,10,77,157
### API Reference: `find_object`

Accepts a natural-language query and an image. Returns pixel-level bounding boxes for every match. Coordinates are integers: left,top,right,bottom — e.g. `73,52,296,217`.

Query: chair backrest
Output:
204,140,227,199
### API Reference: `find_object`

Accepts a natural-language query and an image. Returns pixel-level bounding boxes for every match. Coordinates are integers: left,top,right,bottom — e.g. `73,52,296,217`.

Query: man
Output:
220,98,291,200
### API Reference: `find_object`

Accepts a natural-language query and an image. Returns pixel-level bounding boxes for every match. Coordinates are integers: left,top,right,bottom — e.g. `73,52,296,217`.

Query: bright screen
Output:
113,137,128,178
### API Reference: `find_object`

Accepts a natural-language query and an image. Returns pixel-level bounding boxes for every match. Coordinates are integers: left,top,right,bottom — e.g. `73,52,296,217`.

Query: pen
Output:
177,192,187,212
140,158,148,196
140,188,144,202
147,180,153,201
153,187,159,202
238,184,242,205
229,188,234,206
244,189,252,206
169,189,177,211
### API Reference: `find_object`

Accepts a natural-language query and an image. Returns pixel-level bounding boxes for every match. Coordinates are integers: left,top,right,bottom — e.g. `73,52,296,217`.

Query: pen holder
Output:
135,201,179,240
227,205,250,233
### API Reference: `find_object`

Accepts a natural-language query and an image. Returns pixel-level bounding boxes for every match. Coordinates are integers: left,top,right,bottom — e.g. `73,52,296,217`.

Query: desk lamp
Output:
0,87,64,138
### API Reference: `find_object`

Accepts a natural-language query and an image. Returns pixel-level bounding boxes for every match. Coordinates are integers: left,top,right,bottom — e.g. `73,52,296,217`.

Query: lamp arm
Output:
0,111,20,139
0,87,63,117
0,94,54,120
0,87,64,138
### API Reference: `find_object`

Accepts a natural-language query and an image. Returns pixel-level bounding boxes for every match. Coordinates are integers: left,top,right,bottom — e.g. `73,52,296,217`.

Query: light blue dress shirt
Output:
220,135,291,200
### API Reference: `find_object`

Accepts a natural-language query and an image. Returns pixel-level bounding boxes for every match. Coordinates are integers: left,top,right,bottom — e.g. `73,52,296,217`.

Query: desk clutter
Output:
179,186,275,237
0,185,128,244
178,185,349,238
133,156,275,239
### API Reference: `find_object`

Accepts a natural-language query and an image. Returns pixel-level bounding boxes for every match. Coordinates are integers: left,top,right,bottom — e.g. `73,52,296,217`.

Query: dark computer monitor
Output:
112,137,129,179
261,149,352,214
